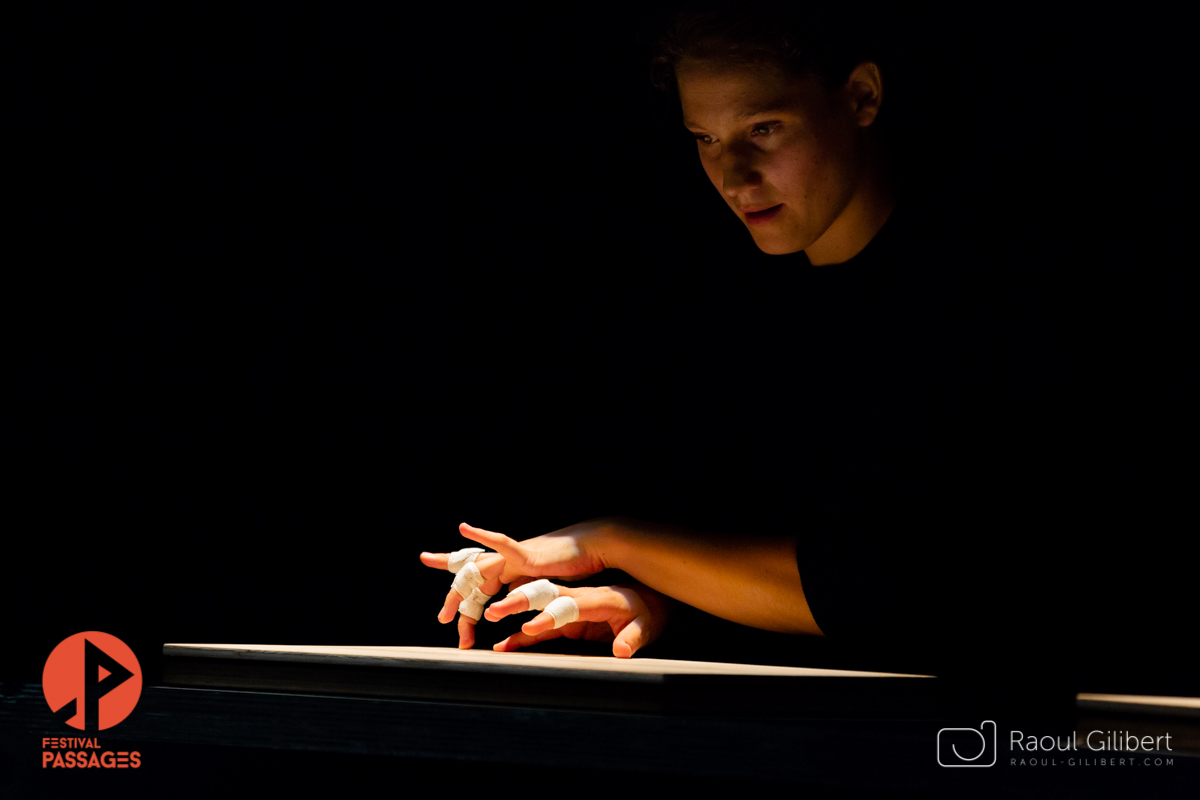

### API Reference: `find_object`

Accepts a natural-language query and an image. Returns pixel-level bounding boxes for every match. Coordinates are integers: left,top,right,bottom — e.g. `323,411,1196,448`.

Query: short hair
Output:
649,2,890,100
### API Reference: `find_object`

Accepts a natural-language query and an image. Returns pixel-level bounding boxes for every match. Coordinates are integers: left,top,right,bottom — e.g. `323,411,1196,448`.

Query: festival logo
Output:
42,632,142,731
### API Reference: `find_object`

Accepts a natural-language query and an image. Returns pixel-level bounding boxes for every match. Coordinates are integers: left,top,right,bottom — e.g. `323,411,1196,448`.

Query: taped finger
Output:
451,560,485,598
507,578,560,610
458,586,495,621
544,596,579,628
448,547,485,574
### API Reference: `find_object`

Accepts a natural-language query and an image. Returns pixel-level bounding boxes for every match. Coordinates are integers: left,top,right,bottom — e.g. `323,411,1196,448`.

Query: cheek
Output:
766,147,822,204
773,136,848,210
807,125,858,198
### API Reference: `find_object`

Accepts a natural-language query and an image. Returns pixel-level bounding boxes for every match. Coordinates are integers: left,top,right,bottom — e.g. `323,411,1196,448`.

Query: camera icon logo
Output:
937,720,997,767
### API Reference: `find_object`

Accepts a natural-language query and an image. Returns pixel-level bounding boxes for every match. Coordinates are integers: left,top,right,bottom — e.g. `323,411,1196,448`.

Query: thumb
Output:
612,615,649,659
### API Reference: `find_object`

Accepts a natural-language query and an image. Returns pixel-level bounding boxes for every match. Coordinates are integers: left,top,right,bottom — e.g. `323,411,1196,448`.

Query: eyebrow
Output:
683,108,789,128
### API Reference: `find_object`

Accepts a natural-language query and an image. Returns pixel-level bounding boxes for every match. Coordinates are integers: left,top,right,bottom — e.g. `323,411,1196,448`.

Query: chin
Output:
748,230,807,256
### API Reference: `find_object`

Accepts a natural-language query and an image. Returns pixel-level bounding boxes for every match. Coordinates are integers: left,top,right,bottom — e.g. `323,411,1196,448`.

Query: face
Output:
677,59,868,256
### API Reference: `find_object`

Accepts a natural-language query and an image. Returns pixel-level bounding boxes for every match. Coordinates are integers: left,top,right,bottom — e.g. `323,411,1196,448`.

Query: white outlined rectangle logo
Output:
938,720,997,767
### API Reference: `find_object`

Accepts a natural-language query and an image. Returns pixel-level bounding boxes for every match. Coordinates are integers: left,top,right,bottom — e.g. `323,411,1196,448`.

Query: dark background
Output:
9,4,1192,693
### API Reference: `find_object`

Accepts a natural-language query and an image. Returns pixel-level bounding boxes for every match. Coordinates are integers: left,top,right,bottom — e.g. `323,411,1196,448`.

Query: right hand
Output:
487,582,672,659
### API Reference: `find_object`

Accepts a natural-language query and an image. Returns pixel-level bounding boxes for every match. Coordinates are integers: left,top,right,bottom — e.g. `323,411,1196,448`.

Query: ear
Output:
843,61,884,127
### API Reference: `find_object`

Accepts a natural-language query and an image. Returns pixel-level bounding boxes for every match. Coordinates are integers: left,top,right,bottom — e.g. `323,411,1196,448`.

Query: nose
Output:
721,145,762,199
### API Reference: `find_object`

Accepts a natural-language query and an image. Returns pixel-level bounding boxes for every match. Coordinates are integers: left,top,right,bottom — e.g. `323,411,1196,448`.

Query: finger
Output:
458,613,476,650
483,589,531,622
474,553,506,583
523,610,558,636
520,587,625,636
459,522,530,564
420,552,450,570
438,588,463,624
475,556,504,603
612,614,649,659
424,550,504,578
439,554,503,624
518,584,578,636
493,627,565,652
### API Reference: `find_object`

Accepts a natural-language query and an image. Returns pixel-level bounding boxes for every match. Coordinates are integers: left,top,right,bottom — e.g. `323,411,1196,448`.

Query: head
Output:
651,4,893,260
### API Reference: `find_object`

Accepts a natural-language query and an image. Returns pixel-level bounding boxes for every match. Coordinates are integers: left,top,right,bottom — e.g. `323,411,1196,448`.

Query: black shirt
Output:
783,199,1196,696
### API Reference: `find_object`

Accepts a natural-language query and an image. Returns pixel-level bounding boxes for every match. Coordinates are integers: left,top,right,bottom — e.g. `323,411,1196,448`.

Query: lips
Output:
742,204,783,225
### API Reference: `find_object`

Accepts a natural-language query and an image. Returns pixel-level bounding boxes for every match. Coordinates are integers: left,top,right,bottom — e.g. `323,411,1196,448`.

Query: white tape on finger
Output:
544,596,579,629
508,579,559,611
447,547,485,574
458,586,494,621
451,560,485,598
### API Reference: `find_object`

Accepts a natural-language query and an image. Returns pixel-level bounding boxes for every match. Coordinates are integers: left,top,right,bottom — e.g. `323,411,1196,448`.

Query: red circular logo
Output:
43,632,142,731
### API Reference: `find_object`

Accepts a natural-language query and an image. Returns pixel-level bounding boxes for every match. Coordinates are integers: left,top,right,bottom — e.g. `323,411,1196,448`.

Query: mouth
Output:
742,204,783,225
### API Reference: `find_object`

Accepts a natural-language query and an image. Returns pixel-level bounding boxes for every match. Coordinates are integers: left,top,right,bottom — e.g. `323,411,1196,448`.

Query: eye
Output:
751,123,779,137
692,133,715,145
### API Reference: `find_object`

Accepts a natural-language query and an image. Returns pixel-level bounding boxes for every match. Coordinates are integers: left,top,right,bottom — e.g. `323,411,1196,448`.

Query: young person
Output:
420,4,1117,695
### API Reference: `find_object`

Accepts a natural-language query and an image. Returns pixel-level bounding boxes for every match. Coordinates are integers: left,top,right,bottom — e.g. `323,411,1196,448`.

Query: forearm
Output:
590,516,824,636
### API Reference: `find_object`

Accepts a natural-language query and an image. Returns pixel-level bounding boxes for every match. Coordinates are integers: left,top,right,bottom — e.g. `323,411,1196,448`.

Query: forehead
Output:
676,59,826,127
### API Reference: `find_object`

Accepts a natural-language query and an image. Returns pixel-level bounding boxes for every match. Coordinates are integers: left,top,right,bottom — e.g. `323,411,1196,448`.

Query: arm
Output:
593,517,824,636
431,517,824,637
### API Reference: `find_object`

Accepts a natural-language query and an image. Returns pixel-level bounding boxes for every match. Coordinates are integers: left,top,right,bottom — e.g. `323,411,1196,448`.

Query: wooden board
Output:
163,643,932,680
1076,693,1200,718
162,643,939,717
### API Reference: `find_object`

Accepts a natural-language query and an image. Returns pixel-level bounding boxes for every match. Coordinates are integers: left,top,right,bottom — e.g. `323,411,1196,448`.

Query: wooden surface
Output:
162,643,933,680
160,644,939,717
1077,693,1200,718
157,644,1200,734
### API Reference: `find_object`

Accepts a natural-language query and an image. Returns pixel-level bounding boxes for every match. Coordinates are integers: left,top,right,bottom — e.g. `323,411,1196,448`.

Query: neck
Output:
804,136,896,266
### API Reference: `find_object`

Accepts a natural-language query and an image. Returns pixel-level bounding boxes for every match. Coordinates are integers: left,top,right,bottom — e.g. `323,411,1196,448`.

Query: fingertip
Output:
460,522,492,539
613,641,633,659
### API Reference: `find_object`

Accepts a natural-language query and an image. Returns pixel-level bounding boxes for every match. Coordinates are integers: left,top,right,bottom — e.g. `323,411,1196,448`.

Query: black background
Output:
9,4,1193,694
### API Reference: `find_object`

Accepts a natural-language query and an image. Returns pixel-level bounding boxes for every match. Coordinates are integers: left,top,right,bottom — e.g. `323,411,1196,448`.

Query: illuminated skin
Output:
421,518,822,654
677,58,895,264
